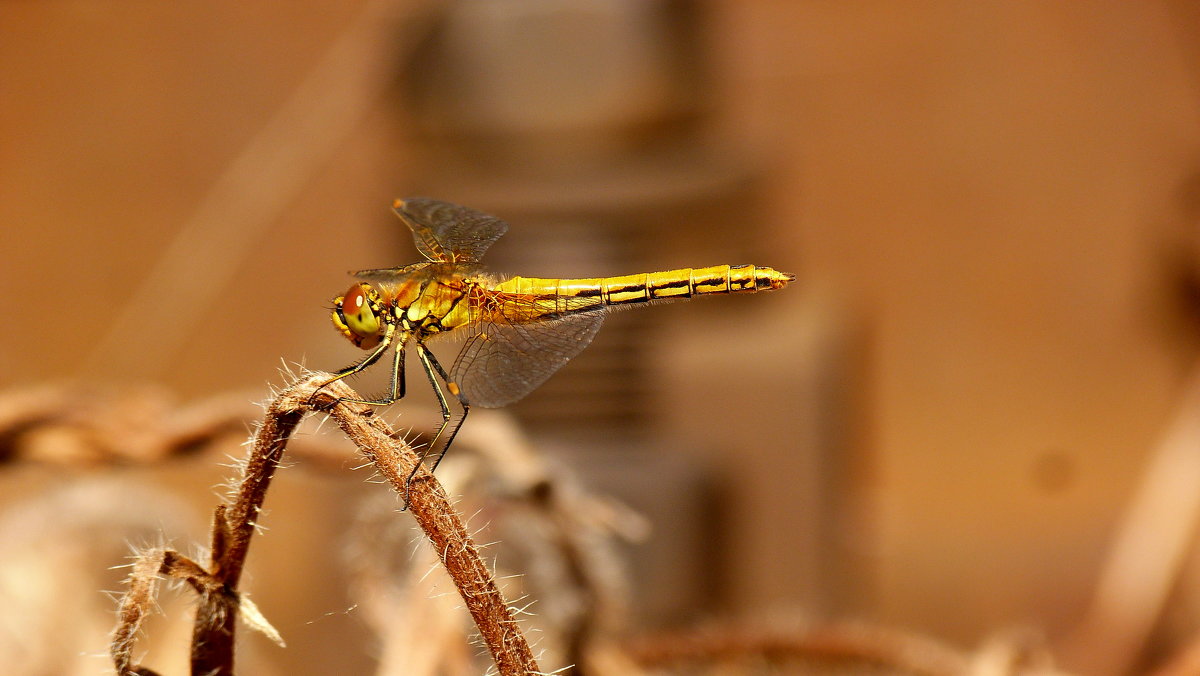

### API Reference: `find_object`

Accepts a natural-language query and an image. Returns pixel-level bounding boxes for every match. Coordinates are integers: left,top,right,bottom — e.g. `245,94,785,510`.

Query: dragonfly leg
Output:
329,345,409,406
390,341,406,401
421,343,469,473
311,324,396,404
404,340,470,504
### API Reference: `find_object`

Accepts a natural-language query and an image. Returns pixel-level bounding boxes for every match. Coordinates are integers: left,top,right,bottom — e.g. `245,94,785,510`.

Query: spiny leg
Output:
419,343,469,473
310,324,396,404
405,340,470,500
390,341,406,401
331,343,408,406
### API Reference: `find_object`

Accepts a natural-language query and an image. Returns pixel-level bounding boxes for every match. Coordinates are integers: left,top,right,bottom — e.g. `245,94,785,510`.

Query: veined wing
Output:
450,291,606,408
351,261,431,282
394,198,509,264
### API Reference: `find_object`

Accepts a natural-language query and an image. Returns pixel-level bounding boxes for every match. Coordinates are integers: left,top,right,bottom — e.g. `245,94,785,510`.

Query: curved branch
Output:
312,375,540,675
112,372,539,676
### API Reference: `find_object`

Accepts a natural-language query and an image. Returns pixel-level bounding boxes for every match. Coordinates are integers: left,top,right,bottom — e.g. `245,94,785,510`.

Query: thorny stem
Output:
190,386,305,675
112,372,539,676
316,377,541,676
112,549,224,676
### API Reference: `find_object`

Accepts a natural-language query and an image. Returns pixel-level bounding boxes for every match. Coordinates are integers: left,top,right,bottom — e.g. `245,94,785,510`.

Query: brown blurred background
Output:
4,1,1200,674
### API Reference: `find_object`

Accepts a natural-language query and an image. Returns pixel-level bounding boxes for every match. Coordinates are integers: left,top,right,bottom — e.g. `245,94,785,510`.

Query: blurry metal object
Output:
395,0,768,439
391,0,853,627
402,0,706,173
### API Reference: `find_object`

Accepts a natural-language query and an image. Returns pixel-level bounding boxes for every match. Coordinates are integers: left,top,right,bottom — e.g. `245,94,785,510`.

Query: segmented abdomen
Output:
492,264,793,316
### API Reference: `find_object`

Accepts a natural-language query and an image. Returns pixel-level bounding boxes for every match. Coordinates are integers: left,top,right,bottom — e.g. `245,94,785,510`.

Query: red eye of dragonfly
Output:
334,283,381,346
343,283,366,313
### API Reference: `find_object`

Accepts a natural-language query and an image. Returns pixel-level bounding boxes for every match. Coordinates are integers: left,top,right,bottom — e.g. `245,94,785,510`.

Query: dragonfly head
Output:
332,282,385,349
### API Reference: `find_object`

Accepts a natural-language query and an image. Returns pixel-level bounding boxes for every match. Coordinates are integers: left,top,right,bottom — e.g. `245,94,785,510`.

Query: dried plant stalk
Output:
112,548,222,676
111,371,539,676
188,382,306,674
315,378,540,675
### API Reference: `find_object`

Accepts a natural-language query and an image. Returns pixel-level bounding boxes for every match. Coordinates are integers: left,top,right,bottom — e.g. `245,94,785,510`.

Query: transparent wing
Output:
351,261,432,282
450,304,606,408
394,198,509,264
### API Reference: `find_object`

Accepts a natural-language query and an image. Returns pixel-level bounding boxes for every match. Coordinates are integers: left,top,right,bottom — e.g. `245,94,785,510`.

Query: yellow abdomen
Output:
492,264,792,314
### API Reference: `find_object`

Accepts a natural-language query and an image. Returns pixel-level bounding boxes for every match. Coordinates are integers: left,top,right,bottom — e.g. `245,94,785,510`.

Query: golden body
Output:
318,199,792,486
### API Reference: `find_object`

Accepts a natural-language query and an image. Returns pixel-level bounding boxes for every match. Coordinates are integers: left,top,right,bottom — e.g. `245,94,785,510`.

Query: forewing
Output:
351,261,431,282
394,198,509,263
451,309,606,408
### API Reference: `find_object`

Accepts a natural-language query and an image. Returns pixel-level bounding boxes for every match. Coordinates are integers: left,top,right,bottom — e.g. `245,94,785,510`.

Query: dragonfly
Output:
317,198,793,490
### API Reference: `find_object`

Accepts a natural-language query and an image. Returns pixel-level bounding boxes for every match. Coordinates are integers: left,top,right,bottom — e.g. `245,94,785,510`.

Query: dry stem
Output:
110,372,539,675
315,377,541,675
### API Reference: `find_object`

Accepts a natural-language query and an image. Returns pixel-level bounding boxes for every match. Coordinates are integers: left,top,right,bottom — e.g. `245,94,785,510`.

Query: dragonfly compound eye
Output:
332,283,382,349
